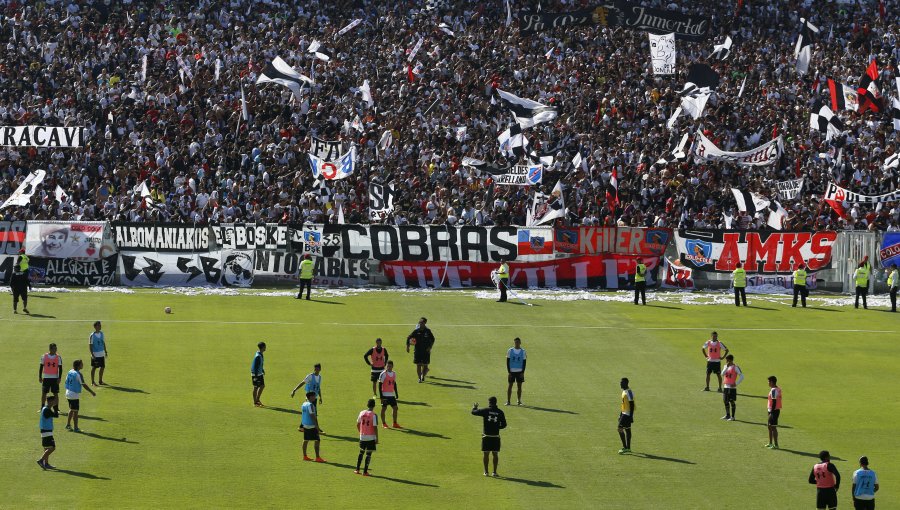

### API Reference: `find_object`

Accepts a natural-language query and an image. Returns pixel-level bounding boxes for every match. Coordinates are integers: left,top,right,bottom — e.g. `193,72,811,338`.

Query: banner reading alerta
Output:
383,255,659,289
554,227,671,256
675,230,837,273
880,232,900,268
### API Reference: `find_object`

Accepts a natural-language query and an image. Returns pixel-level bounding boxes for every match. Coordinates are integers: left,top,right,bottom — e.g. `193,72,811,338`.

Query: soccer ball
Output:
164,307,172,314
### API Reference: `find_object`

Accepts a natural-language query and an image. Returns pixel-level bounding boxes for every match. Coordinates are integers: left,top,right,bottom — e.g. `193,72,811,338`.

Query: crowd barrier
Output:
1,221,894,292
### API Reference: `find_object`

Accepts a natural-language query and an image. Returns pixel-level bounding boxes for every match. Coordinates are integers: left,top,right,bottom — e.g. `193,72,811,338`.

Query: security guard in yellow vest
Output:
633,261,647,305
792,263,808,308
497,259,509,302
854,257,871,309
888,264,899,312
296,254,314,301
732,262,747,307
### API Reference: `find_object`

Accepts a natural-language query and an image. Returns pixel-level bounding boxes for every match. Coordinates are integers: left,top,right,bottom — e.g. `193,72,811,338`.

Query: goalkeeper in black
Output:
472,396,507,477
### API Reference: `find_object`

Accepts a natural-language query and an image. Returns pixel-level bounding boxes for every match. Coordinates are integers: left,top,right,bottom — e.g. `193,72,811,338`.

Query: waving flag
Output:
495,89,558,128
257,57,313,99
857,60,882,114
308,147,356,180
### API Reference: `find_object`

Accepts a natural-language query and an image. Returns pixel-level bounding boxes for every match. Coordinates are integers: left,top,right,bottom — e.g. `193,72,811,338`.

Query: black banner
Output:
307,225,517,262
113,223,211,252
519,5,616,33
213,223,297,251
615,1,710,42
310,137,342,161
28,254,118,286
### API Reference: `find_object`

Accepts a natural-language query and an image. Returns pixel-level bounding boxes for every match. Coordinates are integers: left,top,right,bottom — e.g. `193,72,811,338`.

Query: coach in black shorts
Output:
406,317,435,383
472,396,507,477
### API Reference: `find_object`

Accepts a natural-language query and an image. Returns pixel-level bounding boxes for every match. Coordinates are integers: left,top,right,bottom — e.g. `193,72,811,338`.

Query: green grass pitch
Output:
2,289,897,509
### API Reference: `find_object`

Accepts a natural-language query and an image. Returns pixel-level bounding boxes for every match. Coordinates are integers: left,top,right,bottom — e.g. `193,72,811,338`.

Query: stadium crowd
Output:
0,0,898,231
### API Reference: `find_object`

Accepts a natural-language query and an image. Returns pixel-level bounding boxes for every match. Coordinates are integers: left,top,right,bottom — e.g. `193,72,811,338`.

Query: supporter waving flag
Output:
857,60,882,114
794,18,818,75
256,57,313,99
809,103,844,140
495,89,558,128
606,168,619,212
827,78,858,112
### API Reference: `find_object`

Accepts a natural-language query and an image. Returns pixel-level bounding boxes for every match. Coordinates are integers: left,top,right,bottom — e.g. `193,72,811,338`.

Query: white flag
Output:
337,203,345,224
335,19,362,39
408,37,424,62
142,54,148,83
528,181,566,226
737,75,747,98
214,58,221,82
240,82,249,121
54,185,67,203
648,33,676,75
572,152,583,171
1,170,46,209
359,79,374,108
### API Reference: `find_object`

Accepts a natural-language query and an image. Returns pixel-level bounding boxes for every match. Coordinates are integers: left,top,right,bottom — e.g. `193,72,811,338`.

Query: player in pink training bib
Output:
355,399,379,476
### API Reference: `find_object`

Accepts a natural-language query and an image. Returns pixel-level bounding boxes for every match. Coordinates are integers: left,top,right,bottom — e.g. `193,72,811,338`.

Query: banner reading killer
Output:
114,223,211,252
554,227,671,256
675,230,837,273
26,254,118,286
254,250,369,286
383,255,659,289
880,233,900,268
304,225,517,262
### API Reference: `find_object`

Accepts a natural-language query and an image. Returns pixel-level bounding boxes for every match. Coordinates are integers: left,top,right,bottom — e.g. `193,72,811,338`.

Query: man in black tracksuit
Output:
11,248,30,314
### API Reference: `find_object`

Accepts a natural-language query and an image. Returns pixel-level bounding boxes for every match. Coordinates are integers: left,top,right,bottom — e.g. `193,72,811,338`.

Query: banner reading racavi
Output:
675,230,837,273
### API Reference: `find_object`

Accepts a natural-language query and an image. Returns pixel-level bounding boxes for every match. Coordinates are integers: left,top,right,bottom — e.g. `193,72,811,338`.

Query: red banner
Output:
383,255,660,289
554,227,671,256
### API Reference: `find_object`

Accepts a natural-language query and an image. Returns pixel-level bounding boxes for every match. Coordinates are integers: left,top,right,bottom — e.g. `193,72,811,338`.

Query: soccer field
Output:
2,288,897,509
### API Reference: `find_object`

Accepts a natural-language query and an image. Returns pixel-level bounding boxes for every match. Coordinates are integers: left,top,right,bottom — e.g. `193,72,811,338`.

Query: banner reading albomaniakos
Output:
114,223,211,252
675,230,837,273
0,126,84,147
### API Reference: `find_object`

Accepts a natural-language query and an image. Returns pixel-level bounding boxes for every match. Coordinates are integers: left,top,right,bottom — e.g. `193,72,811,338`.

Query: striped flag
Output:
731,188,770,215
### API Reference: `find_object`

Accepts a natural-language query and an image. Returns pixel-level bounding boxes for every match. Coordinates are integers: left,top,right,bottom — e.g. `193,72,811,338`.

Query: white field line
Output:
0,318,892,334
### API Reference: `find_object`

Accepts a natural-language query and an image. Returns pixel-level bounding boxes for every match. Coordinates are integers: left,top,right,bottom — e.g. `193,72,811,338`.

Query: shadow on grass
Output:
520,405,578,415
735,419,793,429
399,427,451,440
309,299,344,305
736,393,768,399
497,476,565,488
630,452,695,465
428,377,475,384
327,462,439,487
265,406,301,415
77,415,107,422
507,301,540,307
744,305,777,311
79,431,139,444
427,381,476,390
29,295,58,299
104,385,149,394
876,309,897,313
398,400,431,407
322,433,359,443
25,313,56,319
644,304,683,310
779,449,845,461
51,468,110,480
807,307,842,312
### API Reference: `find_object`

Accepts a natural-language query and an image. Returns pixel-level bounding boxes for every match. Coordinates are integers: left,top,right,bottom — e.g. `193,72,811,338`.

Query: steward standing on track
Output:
792,264,808,308
732,262,747,307
496,259,509,302
854,257,870,310
888,264,899,312
633,260,647,305
297,254,314,300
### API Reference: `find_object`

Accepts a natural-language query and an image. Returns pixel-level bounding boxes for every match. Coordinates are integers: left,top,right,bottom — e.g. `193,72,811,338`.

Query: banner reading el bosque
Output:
675,230,837,273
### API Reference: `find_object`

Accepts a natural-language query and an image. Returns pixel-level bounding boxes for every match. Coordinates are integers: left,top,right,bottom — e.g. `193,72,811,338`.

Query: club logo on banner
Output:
26,221,115,260
368,182,396,221
494,165,543,186
114,223,211,252
221,250,254,287
675,230,837,273
0,126,84,148
310,137,343,161
517,228,554,255
775,178,805,200
212,223,291,251
308,146,356,180
879,233,900,268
